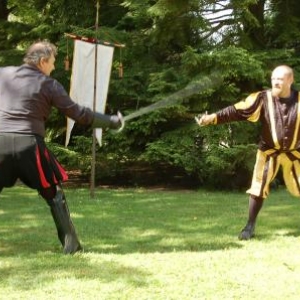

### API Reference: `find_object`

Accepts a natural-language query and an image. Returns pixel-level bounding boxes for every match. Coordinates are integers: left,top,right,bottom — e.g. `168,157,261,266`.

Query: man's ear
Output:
39,57,47,66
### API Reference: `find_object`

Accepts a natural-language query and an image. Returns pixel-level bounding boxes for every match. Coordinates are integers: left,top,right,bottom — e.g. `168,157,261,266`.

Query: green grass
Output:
1,185,300,299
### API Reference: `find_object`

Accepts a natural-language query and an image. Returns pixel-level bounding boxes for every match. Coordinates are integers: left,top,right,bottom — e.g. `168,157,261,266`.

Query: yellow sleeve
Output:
234,92,262,122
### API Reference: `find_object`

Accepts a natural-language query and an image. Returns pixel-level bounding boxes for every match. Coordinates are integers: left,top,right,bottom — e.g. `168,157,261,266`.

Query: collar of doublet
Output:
278,90,295,104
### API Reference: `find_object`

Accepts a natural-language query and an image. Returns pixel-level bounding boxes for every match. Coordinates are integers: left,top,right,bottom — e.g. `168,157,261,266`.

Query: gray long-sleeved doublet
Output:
0,64,94,137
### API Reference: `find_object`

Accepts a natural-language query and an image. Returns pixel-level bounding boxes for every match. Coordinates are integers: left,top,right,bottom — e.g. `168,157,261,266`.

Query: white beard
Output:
271,87,281,97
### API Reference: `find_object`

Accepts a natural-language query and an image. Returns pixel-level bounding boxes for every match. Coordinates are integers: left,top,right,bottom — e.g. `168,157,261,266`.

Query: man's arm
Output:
196,92,264,127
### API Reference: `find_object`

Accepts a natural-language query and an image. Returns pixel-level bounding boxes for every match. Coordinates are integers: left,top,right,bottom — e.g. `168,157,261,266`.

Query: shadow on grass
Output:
1,186,299,256
0,251,151,290
0,186,247,257
1,186,300,293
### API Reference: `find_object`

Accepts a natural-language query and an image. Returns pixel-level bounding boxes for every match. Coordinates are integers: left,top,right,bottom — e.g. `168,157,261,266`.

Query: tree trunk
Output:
0,0,10,50
0,0,9,20
243,0,266,49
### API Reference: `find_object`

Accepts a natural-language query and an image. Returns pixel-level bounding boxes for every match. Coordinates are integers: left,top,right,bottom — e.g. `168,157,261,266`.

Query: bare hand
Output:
195,112,216,126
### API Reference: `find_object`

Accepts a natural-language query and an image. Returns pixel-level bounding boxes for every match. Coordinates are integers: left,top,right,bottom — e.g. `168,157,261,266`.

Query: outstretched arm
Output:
195,92,263,127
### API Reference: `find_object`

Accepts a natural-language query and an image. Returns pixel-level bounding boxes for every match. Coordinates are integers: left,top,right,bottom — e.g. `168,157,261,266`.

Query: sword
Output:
123,72,222,122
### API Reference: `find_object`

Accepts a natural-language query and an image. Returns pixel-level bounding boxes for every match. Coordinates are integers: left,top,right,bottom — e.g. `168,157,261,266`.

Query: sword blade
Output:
123,72,222,122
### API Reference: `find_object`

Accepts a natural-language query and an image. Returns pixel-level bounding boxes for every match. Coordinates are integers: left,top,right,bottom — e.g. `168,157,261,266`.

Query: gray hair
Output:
23,41,57,65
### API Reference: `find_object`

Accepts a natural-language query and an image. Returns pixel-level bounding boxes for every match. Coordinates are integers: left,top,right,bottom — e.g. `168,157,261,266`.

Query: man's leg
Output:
238,195,264,240
40,184,82,254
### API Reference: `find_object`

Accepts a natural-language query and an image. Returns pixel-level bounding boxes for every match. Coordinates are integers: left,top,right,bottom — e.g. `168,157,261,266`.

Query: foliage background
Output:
1,0,300,189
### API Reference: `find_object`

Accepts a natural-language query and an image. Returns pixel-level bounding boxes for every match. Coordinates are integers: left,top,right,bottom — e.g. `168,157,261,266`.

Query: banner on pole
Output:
65,39,114,147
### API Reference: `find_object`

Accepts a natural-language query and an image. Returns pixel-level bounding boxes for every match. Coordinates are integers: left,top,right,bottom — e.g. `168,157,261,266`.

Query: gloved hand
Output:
110,111,125,132
92,111,125,131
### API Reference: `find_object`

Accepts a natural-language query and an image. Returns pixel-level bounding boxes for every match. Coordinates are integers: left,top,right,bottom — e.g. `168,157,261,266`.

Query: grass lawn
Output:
1,185,300,299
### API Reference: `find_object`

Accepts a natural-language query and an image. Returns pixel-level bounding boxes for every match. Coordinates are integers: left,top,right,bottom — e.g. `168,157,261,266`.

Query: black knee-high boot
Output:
47,189,82,254
238,195,264,240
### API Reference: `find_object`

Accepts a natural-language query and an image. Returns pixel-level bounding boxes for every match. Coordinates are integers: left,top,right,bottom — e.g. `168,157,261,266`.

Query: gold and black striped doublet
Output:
216,90,300,198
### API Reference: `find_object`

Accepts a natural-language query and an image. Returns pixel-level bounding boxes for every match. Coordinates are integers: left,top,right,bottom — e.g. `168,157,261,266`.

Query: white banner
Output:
65,39,114,147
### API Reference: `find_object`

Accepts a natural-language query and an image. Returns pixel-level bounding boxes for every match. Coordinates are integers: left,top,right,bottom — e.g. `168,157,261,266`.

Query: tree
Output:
266,0,300,49
2,0,300,188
